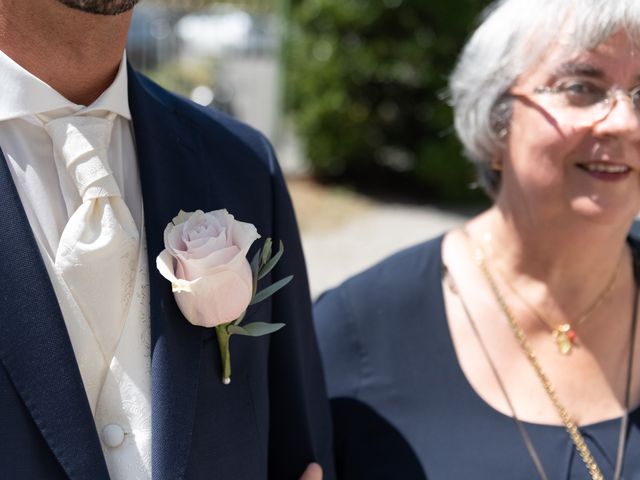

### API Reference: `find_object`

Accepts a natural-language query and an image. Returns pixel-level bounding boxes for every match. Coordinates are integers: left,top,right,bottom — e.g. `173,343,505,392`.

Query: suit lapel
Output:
0,150,109,479
128,66,211,480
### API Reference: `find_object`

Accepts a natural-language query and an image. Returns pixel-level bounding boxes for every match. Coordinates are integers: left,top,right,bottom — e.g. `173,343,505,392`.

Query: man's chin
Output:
55,0,140,16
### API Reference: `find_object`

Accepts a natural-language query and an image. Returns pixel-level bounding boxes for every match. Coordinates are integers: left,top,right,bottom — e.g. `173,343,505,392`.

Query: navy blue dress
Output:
314,235,640,479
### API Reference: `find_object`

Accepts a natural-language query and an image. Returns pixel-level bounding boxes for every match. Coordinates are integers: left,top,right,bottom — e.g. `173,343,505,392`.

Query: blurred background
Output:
128,0,490,297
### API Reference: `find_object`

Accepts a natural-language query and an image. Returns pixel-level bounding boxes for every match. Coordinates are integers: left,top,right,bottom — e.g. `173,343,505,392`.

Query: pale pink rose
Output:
156,209,260,327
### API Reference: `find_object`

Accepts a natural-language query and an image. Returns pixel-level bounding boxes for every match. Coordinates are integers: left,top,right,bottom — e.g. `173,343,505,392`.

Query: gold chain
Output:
462,229,635,480
497,254,621,355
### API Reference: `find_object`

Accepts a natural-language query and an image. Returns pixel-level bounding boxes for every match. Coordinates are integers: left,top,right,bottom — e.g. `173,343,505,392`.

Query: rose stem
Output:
215,326,232,384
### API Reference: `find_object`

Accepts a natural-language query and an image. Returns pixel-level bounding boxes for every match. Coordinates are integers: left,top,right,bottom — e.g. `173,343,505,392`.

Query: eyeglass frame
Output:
508,82,640,127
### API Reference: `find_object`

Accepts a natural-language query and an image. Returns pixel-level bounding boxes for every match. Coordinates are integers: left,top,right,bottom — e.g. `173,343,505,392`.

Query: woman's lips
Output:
576,162,632,181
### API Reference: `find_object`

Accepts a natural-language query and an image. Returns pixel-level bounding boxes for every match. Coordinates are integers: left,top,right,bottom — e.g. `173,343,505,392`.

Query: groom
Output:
0,1,332,479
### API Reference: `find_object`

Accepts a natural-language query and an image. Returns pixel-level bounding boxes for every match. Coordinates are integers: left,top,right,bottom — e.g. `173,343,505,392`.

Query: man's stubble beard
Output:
55,0,140,15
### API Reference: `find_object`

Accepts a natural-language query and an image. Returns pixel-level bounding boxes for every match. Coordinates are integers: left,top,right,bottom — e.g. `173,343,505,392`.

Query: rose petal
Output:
186,229,219,247
187,221,223,242
183,235,209,251
156,250,193,292
176,258,187,281
230,219,260,254
173,260,253,327
176,245,240,281
157,209,262,328
183,210,208,235
186,234,230,259
184,212,225,248
164,221,187,253
170,210,194,226
185,224,218,244
156,249,178,283
186,231,228,256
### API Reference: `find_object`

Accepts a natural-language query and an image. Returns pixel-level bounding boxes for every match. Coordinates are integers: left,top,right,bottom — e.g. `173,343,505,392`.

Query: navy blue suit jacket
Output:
0,66,334,480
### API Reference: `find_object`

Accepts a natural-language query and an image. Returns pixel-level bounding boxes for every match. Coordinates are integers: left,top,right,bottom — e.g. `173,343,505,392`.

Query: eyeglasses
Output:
509,81,640,127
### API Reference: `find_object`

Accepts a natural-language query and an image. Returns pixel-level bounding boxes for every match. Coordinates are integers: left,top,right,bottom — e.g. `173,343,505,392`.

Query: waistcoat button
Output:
101,423,125,448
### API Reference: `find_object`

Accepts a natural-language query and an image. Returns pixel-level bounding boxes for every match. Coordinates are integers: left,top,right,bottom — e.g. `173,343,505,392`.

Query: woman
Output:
314,0,640,478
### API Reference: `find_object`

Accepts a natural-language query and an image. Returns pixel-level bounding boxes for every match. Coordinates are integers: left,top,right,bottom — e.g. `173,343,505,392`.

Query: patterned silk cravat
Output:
43,113,139,365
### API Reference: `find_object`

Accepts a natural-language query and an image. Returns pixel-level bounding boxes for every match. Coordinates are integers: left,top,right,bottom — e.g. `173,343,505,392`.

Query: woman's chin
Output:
569,195,638,226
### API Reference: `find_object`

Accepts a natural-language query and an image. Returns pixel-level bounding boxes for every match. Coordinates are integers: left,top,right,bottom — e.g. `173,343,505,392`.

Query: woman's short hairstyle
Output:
449,0,640,198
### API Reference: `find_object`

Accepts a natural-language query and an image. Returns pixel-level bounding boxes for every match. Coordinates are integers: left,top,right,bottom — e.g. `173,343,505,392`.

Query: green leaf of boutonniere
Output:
250,275,293,305
260,237,273,267
217,236,292,384
258,240,285,280
228,322,286,337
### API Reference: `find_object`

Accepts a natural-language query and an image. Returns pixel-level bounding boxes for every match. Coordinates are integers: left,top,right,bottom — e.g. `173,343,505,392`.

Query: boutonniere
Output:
156,209,292,384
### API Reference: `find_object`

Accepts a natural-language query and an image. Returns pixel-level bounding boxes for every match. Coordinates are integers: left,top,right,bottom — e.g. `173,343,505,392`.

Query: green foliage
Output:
286,0,490,201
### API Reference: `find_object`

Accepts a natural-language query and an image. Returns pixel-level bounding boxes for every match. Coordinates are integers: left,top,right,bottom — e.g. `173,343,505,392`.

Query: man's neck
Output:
0,0,132,106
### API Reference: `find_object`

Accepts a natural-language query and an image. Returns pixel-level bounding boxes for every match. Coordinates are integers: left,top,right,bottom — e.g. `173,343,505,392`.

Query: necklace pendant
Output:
553,323,576,355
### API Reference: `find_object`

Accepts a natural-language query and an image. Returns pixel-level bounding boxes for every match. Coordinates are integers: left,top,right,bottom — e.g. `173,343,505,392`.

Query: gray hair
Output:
449,0,640,197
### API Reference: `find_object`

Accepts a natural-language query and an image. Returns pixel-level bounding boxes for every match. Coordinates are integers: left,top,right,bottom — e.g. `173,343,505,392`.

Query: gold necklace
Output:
456,228,637,480
496,252,622,355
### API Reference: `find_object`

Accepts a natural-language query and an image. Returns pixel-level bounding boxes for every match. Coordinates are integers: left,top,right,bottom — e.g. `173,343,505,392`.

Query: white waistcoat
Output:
37,226,152,479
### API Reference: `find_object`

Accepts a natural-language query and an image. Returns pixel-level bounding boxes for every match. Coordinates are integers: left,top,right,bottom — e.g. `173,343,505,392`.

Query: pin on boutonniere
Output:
156,209,292,384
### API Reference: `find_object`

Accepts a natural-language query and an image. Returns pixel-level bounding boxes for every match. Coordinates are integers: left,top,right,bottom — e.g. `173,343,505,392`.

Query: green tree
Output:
286,0,490,201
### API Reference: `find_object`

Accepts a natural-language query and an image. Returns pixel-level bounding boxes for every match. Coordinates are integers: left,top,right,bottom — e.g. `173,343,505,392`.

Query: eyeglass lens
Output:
547,88,640,126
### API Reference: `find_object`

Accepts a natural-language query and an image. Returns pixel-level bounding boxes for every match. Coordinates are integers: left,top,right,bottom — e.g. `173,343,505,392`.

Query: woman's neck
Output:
466,206,632,321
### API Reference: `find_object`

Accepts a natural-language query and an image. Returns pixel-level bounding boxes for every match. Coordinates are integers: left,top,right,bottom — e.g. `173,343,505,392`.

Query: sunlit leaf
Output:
229,322,285,337
250,275,293,305
258,240,285,280
260,237,273,267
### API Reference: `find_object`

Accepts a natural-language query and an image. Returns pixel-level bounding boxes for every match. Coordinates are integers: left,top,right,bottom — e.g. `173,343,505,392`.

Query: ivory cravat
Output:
43,113,139,366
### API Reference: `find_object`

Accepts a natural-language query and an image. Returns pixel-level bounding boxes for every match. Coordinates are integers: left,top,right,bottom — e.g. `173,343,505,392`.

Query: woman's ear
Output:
490,155,503,171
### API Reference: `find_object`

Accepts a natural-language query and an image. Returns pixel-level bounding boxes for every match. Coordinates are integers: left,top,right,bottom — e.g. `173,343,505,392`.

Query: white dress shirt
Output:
0,49,143,252
0,49,151,479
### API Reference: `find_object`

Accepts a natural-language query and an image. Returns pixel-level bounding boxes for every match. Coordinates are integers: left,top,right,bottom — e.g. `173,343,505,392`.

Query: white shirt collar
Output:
0,49,131,122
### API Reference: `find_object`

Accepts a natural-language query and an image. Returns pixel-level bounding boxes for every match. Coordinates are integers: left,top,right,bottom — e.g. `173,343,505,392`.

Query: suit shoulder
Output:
132,70,277,170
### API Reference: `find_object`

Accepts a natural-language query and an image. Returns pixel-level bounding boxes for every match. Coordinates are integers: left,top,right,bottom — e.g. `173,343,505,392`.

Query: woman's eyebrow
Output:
552,62,604,78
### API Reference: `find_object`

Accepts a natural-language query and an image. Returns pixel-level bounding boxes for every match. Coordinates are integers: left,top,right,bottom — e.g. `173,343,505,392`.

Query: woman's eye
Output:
557,81,605,106
630,87,640,110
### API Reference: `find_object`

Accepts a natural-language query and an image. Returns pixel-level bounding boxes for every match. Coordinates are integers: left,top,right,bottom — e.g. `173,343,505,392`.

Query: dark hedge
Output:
285,0,490,202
